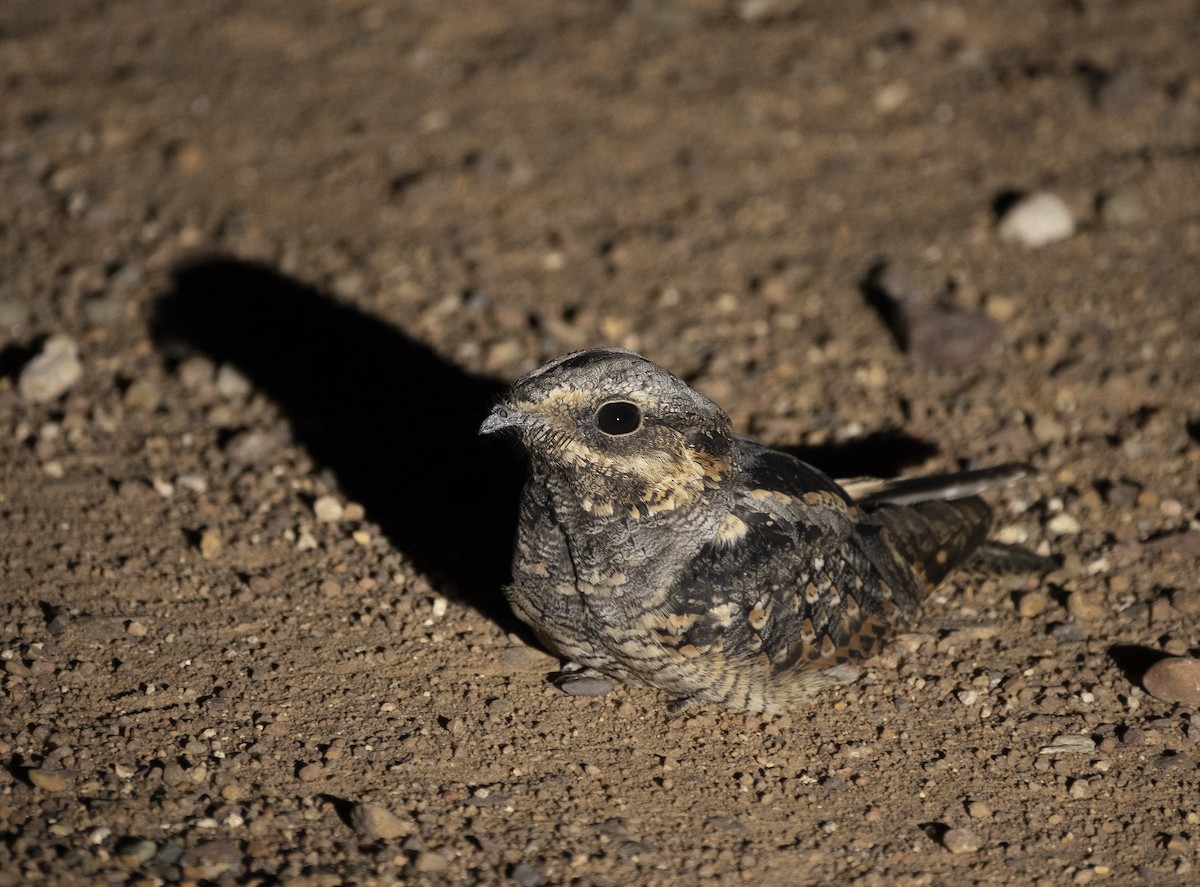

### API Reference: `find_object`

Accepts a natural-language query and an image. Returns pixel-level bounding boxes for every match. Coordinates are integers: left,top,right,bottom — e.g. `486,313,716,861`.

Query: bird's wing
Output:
664,443,1002,684
659,442,901,680
728,437,856,518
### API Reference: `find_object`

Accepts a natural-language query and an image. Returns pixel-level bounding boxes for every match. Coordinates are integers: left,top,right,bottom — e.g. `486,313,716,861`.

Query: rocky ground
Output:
2,1,1199,884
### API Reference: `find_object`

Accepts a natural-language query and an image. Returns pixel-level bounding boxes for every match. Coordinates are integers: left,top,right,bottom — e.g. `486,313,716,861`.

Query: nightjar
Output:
481,348,1046,713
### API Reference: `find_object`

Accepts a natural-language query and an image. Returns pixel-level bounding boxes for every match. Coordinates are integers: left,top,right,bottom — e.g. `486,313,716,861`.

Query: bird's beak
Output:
479,402,534,435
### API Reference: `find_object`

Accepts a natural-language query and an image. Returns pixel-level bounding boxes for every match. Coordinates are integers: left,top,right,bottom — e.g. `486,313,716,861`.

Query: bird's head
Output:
481,349,736,518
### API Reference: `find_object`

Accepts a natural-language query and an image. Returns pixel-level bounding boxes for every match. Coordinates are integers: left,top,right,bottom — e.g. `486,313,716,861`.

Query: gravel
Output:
3,2,1198,884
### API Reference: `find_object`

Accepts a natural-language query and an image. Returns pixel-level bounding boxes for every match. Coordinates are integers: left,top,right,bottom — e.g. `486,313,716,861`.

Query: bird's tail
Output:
845,462,1033,507
959,540,1058,578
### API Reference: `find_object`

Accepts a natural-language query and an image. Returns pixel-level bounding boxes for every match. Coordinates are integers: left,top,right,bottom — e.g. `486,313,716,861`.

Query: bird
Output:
480,348,1049,714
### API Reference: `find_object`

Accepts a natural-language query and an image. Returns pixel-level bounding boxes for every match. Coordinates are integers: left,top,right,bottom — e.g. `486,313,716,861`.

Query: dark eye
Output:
595,400,643,436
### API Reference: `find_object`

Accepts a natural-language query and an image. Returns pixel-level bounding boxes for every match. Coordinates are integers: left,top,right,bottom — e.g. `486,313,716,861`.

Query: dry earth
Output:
2,1,1200,884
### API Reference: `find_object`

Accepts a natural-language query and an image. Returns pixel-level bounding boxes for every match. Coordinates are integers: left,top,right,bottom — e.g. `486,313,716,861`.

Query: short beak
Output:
479,403,533,435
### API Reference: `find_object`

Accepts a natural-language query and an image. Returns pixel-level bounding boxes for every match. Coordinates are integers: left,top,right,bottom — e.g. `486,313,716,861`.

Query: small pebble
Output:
214,364,252,399
123,378,161,412
414,851,449,873
998,192,1075,247
1170,589,1200,617
224,428,283,466
1018,590,1049,618
18,335,83,403
1039,734,1096,755
313,495,344,523
1046,513,1081,536
161,761,185,786
1149,597,1175,626
115,837,158,865
297,762,324,782
351,802,414,840
1142,658,1200,706
177,474,208,494
1164,637,1189,656
1098,188,1147,227
188,839,241,878
177,356,216,391
27,768,72,792
1067,590,1104,622
199,527,222,560
966,801,993,819
736,0,804,22
942,827,981,854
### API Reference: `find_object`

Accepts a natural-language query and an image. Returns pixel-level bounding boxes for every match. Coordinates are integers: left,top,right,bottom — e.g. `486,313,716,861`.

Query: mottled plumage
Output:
481,348,1046,713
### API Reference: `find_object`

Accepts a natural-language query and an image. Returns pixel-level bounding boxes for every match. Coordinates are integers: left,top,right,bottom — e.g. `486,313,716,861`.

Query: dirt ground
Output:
2,1,1199,884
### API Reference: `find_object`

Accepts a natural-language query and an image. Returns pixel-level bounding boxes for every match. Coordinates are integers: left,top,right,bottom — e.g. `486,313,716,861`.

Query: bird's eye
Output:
595,400,643,436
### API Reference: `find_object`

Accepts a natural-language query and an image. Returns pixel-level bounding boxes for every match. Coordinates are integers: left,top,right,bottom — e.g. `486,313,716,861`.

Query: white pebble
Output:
214,363,252,399
995,525,1029,545
998,192,1075,247
1046,513,1081,536
176,474,208,494
313,495,344,523
736,0,802,23
431,596,448,618
18,335,83,403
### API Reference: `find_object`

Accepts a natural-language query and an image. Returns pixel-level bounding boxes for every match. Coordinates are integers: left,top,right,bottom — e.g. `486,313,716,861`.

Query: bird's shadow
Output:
150,257,939,633
781,432,938,480
150,257,526,630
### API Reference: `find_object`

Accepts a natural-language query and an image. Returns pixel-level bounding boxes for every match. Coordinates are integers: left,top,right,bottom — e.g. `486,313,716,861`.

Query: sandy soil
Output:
2,1,1199,884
